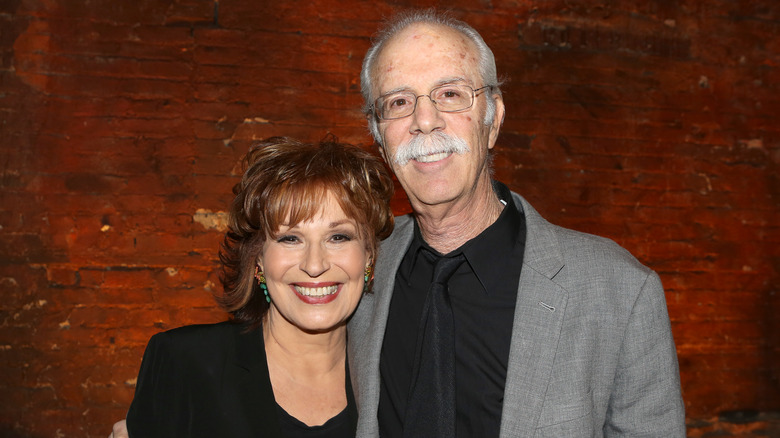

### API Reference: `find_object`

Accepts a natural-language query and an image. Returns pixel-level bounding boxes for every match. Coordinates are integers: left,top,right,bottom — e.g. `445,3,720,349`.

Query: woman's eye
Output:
276,235,299,243
330,233,352,243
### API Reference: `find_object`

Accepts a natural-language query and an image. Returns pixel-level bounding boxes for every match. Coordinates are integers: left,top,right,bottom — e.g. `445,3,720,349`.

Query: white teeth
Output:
414,152,450,163
294,285,338,297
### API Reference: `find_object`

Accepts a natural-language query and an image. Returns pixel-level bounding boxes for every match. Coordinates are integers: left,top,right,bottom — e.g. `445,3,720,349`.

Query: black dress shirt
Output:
379,181,527,438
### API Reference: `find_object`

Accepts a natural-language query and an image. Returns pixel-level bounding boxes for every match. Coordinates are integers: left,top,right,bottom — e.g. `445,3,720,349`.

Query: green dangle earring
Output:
255,265,270,303
363,263,374,293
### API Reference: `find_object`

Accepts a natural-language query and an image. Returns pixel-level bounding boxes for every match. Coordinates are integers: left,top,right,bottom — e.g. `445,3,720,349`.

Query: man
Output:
112,9,685,438
348,9,685,437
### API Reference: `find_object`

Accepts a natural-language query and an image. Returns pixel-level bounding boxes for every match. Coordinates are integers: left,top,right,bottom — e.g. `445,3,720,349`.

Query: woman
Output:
124,137,395,437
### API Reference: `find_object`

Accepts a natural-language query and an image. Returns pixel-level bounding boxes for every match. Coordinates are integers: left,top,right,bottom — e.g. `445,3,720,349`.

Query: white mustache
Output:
393,132,471,166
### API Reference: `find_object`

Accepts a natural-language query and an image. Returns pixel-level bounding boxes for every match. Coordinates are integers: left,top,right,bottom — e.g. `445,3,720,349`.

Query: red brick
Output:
3,1,779,436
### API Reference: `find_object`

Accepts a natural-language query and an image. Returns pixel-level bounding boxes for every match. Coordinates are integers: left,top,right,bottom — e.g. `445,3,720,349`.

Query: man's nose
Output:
409,95,445,135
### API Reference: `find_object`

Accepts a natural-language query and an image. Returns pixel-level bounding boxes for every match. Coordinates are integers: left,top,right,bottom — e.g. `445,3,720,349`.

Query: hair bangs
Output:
261,176,362,239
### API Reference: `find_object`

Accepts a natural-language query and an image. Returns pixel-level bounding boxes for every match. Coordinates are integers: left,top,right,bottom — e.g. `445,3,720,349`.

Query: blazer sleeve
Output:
127,332,181,438
603,272,686,437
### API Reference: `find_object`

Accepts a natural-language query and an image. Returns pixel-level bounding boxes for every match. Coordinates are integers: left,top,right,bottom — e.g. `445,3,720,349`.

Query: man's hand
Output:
108,419,128,438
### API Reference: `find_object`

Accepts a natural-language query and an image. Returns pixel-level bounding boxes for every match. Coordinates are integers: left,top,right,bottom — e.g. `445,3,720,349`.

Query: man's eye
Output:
438,89,461,100
389,97,409,108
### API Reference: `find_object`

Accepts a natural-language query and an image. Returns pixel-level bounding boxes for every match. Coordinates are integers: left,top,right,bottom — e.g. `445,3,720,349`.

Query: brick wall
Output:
1,1,777,436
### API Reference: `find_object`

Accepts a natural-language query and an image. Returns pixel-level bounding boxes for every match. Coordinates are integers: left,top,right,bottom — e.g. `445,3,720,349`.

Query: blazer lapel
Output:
351,202,569,437
499,194,569,438
225,324,285,438
349,214,415,437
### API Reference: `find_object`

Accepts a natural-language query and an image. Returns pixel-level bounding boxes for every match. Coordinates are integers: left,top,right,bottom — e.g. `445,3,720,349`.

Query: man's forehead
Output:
374,23,479,91
389,23,471,52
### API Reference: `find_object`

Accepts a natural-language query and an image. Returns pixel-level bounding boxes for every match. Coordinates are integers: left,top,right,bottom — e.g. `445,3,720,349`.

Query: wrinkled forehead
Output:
372,23,481,95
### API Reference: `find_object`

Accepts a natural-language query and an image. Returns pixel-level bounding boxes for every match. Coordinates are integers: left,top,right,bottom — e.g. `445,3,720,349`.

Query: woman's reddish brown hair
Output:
217,136,395,328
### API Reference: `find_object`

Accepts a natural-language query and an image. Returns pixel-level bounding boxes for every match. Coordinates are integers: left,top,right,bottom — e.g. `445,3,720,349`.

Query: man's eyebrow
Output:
379,86,412,97
434,77,468,87
380,78,470,97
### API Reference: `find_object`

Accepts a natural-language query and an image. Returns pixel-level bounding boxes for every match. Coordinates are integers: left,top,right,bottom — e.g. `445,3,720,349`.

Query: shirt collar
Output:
405,181,524,294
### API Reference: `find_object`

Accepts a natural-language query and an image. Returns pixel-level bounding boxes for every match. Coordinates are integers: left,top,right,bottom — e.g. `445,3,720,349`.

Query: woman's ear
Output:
255,253,264,277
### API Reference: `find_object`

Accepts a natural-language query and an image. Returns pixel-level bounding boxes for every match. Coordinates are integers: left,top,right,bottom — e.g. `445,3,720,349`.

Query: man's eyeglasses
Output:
373,84,493,120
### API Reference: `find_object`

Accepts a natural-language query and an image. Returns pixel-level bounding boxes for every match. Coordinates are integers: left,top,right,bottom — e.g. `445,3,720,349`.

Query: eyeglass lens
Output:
378,84,475,120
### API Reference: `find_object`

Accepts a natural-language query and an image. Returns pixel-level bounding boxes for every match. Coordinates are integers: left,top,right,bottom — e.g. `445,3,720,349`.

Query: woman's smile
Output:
292,282,341,304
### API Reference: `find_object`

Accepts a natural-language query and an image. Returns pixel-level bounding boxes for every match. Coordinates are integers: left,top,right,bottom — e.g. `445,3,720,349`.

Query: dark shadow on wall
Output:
0,426,45,438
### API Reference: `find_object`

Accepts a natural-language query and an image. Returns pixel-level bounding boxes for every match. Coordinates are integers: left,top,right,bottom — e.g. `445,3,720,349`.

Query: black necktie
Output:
404,252,465,438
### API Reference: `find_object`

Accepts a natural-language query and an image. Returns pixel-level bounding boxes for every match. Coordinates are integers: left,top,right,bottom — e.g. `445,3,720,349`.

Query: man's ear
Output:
367,114,388,162
488,93,505,150
377,144,388,163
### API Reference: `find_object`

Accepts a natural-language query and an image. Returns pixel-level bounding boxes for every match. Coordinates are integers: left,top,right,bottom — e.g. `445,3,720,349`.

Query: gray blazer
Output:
348,192,686,437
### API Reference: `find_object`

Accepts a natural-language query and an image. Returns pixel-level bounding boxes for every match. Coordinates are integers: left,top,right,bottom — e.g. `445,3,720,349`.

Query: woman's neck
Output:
263,315,347,376
262,313,348,426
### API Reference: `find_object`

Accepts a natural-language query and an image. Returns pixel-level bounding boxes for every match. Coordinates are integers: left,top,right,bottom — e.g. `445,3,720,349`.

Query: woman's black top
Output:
127,321,357,438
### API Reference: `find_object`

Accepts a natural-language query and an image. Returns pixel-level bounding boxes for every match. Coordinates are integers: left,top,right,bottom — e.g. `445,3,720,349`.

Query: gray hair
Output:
360,9,502,144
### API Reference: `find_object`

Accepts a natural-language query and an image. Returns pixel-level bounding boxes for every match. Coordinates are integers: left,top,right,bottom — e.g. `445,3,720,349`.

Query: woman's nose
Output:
299,244,329,277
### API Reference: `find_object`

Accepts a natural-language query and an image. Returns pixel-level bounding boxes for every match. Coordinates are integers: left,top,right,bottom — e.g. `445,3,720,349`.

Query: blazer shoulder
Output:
149,321,242,359
540,222,663,316
514,190,654,286
393,214,414,228
378,214,415,255
384,214,414,242
552,224,652,276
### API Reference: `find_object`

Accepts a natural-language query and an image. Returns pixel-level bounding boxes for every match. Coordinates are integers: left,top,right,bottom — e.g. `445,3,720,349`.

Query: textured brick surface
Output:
1,1,778,436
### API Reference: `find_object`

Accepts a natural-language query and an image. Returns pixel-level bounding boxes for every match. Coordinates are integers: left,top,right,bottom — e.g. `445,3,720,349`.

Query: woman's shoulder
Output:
162,319,241,336
147,320,251,357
